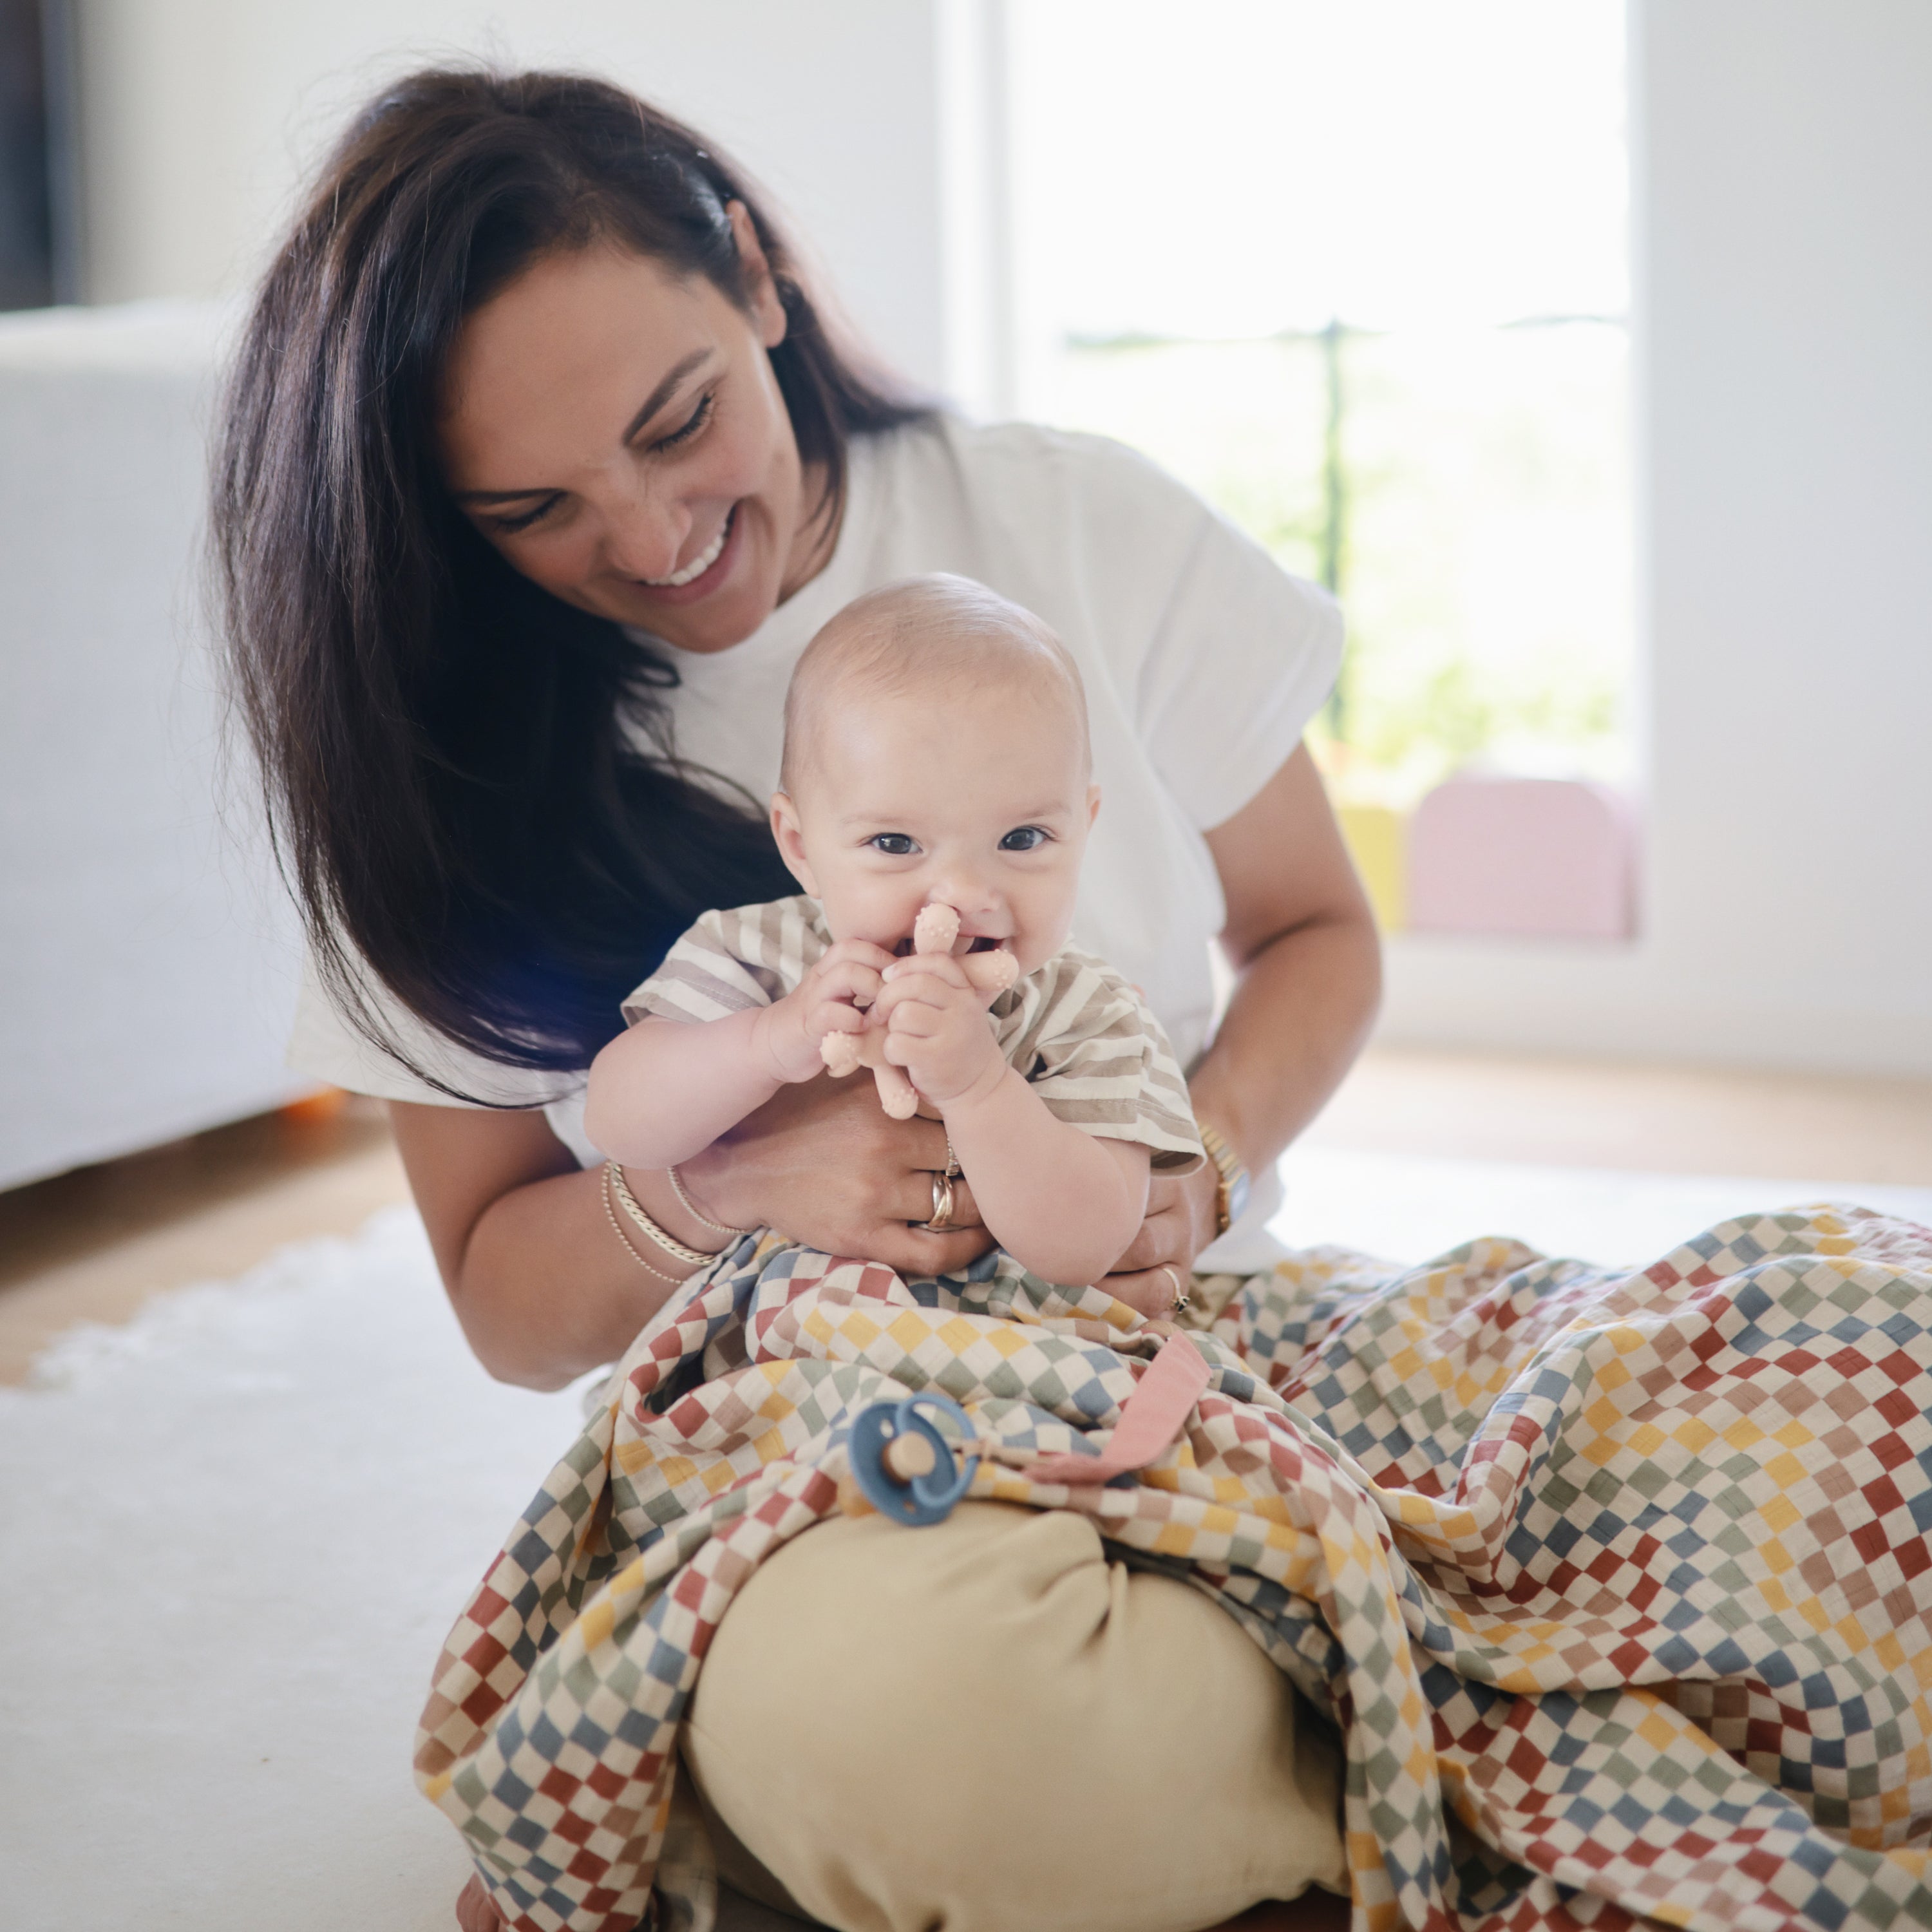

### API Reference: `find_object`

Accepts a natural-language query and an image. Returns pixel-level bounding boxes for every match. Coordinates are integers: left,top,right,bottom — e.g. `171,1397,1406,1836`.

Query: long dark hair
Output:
214,68,929,1096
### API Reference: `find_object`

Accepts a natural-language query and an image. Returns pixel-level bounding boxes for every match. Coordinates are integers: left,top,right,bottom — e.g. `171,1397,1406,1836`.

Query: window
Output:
1007,0,1631,802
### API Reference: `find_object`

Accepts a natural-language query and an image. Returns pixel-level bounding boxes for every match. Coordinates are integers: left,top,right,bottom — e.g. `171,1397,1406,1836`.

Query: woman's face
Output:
437,209,820,654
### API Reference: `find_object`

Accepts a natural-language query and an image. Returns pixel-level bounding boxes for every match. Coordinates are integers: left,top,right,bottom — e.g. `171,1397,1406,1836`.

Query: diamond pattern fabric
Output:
417,1207,1932,1931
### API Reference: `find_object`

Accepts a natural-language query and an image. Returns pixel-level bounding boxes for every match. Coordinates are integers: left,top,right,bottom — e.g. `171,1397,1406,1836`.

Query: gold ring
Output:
1159,1264,1190,1315
924,1170,959,1232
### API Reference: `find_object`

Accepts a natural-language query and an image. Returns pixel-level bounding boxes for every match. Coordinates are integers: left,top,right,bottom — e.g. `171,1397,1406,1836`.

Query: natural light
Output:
1007,0,1631,804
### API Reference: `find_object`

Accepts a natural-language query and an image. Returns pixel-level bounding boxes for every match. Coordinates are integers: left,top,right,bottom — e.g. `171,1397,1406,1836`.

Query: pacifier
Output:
846,1391,980,1526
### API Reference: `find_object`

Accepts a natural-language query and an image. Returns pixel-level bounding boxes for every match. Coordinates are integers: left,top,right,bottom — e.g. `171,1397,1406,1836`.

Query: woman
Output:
219,69,1378,1932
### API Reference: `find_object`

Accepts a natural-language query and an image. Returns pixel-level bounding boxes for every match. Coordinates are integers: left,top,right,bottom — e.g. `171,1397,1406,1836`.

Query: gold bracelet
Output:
1195,1121,1252,1239
607,1161,719,1268
667,1163,753,1238
600,1162,682,1285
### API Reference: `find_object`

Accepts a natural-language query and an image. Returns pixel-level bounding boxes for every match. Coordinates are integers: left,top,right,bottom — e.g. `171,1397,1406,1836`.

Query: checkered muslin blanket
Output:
417,1204,1932,1932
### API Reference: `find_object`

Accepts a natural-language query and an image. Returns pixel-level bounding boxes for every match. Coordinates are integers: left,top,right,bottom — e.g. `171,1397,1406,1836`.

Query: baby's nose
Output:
932,871,1000,922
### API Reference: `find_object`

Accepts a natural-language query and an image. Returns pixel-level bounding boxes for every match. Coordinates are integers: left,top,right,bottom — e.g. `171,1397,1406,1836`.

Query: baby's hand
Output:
755,938,895,1084
874,953,1005,1110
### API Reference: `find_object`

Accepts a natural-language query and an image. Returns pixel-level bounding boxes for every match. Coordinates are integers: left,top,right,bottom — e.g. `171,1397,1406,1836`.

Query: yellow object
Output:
1336,802,1408,932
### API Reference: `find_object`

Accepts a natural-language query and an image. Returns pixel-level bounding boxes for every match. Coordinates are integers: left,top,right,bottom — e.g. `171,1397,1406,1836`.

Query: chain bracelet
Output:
667,1163,753,1238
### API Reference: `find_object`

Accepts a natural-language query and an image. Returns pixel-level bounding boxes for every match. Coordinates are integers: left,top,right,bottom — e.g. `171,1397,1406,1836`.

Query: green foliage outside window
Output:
1046,321,1633,800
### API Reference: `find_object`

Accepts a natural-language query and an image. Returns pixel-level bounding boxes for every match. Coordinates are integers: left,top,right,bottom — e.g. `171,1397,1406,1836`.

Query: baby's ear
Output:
770,792,820,896
1086,783,1103,828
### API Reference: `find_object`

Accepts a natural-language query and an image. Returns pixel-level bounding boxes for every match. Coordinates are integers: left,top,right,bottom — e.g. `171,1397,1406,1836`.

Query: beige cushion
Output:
685,1501,1347,1932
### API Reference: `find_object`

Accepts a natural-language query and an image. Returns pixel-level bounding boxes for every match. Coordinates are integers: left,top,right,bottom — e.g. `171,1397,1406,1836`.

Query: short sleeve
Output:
952,424,1341,836
285,952,578,1110
621,896,828,1027
1132,496,1343,832
999,952,1206,1174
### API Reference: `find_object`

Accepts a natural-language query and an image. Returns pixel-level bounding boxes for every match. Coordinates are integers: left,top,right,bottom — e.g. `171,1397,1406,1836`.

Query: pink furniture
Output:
1406,775,1638,941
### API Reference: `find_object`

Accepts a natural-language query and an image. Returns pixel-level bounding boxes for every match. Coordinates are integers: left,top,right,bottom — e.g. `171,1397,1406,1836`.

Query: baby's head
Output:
771,574,1099,975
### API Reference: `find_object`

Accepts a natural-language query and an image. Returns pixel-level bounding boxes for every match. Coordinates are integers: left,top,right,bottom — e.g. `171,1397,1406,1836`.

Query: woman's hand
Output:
1101,1160,1222,1316
679,1071,994,1276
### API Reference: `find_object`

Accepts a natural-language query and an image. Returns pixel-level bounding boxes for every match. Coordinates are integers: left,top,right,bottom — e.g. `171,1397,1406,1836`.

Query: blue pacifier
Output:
848,1392,980,1526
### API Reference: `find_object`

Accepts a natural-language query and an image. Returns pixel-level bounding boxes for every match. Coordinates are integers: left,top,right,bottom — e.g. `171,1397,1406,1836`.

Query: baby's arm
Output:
585,939,893,1169
946,1075,1149,1286
874,954,1148,1285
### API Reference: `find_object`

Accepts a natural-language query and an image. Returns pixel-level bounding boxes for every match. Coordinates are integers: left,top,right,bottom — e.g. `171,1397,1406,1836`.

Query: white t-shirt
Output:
286,415,1342,1267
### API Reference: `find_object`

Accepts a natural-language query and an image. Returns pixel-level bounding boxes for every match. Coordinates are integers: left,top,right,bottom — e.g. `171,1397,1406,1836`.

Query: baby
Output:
584,574,1202,1290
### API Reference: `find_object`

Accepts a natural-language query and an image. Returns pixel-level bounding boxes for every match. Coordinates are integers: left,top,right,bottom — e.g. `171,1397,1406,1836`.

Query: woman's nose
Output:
600,495,692,583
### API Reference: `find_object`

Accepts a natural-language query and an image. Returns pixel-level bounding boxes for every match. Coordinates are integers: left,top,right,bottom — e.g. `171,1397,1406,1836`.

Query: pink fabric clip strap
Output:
1022,1331,1211,1486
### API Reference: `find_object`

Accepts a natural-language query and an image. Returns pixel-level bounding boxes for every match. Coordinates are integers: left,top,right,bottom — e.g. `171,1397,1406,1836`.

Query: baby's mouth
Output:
891,934,1009,958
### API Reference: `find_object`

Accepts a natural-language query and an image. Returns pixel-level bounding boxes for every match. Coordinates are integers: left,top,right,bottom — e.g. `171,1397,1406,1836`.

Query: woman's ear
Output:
726,201,788,350
770,791,819,895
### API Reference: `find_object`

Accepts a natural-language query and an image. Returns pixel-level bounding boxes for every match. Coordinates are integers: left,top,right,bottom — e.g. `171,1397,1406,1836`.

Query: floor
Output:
0,1092,408,1383
5,1056,1928,1932
3,1047,1929,1386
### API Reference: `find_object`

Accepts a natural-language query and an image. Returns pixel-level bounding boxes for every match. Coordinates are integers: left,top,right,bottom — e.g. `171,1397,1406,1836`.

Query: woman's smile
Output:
635,504,738,598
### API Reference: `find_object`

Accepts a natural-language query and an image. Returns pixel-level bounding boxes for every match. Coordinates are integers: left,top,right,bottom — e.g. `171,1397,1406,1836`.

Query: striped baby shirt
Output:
622,895,1206,1174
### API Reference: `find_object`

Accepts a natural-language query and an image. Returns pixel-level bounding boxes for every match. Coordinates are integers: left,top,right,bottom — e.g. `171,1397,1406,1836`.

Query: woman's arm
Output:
390,1102,710,1389
1193,743,1382,1173
1104,743,1381,1299
392,1082,996,1388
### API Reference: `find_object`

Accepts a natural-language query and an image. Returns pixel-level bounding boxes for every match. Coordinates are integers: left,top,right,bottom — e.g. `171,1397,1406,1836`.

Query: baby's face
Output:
773,679,1099,976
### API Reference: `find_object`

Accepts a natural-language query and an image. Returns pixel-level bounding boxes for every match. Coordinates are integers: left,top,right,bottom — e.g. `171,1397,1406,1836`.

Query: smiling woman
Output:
214,62,1380,1932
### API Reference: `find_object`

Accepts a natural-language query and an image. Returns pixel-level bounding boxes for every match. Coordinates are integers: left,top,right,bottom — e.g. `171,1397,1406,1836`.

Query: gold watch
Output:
1197,1122,1251,1239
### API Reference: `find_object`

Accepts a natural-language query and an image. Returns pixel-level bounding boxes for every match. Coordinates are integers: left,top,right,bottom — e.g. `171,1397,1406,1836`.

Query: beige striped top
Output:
622,896,1205,1175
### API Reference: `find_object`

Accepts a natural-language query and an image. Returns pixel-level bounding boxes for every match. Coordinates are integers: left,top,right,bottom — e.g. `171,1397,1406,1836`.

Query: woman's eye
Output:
490,495,561,534
868,833,918,857
999,826,1048,852
652,392,714,451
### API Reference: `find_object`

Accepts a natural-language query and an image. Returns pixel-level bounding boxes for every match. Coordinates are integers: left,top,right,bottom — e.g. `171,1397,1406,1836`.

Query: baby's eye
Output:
998,826,1048,852
869,833,918,857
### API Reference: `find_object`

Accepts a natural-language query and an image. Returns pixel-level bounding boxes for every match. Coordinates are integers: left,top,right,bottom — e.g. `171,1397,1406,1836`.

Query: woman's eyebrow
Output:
454,349,717,504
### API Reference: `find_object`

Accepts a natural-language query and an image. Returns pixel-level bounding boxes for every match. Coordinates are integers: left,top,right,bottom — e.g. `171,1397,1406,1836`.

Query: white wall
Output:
1378,0,1932,1077
71,0,967,397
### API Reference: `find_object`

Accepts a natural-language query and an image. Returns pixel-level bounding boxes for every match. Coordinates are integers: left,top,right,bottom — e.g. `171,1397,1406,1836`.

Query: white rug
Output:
5,1153,1929,1931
